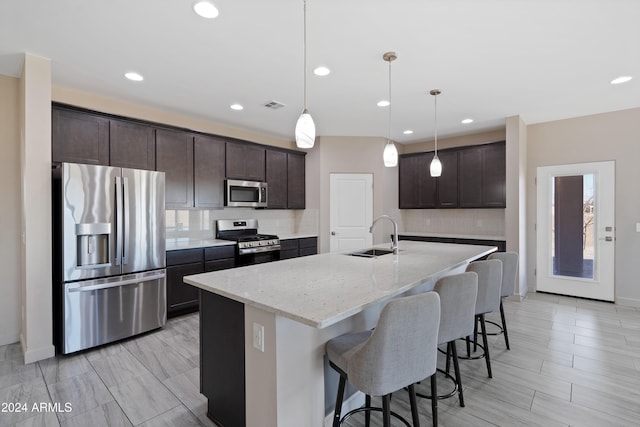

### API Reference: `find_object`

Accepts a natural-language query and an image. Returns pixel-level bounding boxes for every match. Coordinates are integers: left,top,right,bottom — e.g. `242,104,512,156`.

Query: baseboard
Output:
20,333,55,364
616,296,640,308
324,391,365,427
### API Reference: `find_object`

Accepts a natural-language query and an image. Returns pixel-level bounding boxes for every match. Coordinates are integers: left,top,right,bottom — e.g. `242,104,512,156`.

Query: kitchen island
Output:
184,241,497,427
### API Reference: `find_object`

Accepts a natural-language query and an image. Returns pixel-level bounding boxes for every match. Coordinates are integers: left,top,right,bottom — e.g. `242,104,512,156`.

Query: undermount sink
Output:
347,248,395,258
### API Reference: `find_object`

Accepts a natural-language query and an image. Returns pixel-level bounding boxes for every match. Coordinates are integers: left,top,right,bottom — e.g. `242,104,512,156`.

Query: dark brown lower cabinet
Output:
167,245,235,317
279,237,318,260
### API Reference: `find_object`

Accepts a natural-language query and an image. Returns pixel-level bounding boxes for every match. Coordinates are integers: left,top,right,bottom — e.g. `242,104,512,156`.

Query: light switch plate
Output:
636,223,640,233
253,323,264,352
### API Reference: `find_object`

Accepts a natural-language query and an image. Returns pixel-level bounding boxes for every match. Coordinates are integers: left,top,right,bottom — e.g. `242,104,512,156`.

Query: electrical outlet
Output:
253,323,264,352
636,222,640,233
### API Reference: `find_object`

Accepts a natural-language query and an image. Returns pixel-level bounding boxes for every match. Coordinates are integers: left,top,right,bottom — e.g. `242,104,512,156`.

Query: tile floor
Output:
1,292,640,426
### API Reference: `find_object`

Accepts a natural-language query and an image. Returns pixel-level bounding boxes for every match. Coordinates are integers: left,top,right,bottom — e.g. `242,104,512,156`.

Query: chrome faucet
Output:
370,215,399,254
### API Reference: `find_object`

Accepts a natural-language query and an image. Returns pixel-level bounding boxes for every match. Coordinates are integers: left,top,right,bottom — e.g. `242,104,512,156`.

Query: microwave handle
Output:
260,186,268,206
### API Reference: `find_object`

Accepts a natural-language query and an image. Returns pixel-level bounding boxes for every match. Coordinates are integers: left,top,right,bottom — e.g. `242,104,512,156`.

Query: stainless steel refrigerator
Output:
54,162,166,354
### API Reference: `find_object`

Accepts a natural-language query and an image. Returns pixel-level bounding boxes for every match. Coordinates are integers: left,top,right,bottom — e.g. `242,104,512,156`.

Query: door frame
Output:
536,161,615,301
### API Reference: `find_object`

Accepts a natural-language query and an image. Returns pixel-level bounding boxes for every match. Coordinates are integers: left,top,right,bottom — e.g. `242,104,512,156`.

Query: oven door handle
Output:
238,245,281,255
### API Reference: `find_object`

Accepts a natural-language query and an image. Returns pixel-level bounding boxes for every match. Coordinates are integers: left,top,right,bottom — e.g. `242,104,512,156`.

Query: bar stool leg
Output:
333,375,346,427
382,394,391,427
479,314,492,378
430,374,438,427
500,300,510,350
365,395,371,427
408,384,420,427
450,341,464,407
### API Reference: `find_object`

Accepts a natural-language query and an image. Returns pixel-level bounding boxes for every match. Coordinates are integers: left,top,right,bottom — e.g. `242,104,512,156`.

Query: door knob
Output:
331,231,336,236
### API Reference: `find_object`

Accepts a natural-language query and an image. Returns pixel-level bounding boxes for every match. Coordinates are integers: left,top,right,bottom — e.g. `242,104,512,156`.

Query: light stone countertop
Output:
165,238,235,251
184,240,496,329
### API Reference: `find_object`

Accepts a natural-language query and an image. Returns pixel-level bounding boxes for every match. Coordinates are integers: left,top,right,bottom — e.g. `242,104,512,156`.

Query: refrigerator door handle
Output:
67,271,166,293
115,176,123,266
122,176,130,265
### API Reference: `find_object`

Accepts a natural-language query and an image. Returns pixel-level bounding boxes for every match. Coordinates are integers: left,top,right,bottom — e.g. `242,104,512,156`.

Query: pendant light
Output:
429,89,443,177
382,52,398,167
295,0,316,149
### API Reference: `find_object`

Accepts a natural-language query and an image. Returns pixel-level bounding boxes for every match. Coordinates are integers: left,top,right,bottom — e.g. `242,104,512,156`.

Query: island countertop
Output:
184,240,496,329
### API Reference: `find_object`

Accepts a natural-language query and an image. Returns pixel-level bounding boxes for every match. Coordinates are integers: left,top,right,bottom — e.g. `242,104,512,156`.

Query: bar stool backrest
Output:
466,259,502,316
488,252,519,298
434,272,478,345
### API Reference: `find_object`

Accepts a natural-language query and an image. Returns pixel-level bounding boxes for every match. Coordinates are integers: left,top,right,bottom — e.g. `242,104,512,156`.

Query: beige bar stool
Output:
487,252,519,350
462,259,502,378
417,272,478,407
326,292,441,427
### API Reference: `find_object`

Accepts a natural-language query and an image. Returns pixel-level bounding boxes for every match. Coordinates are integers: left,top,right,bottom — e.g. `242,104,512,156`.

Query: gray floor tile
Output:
39,354,93,385
47,370,113,422
89,349,151,388
162,368,207,415
0,378,52,427
108,372,180,425
137,405,202,427
14,411,61,427
59,401,132,427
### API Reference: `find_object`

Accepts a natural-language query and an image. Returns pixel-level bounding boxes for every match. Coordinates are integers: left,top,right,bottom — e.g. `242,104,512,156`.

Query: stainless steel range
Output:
216,219,280,265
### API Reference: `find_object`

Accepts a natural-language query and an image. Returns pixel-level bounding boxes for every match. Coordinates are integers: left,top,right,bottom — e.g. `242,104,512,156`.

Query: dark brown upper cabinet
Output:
52,107,109,165
399,141,505,209
265,150,287,209
287,153,306,209
265,150,306,209
226,142,265,181
399,153,436,208
194,135,226,209
109,119,155,170
436,150,459,208
155,128,194,209
459,142,506,208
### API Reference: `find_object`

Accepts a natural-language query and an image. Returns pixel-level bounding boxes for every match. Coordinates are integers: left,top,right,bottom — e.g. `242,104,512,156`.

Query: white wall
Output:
307,136,399,254
0,74,21,346
20,54,55,363
527,107,640,306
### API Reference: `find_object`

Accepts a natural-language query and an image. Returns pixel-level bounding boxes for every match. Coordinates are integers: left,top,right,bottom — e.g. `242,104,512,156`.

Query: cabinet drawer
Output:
204,258,236,272
279,249,298,260
204,245,236,261
166,248,204,266
299,247,317,257
298,237,317,249
279,239,299,251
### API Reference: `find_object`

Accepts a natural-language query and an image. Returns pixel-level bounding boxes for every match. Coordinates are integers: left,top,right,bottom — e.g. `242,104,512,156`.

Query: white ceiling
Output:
1,0,638,144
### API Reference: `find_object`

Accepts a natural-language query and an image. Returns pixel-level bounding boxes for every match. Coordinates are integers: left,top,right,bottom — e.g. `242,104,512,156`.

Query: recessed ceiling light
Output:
461,118,474,124
124,72,144,82
377,100,390,107
610,76,632,85
313,66,331,76
403,130,413,135
193,1,219,19
230,104,244,111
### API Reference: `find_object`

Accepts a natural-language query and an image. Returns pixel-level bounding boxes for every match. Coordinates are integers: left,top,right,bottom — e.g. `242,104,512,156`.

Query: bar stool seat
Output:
326,292,441,427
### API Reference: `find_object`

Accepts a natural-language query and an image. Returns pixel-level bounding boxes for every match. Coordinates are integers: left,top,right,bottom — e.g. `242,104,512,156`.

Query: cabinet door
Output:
458,146,483,208
287,153,306,209
436,150,458,208
399,156,419,208
265,150,287,209
482,141,506,207
109,119,155,170
156,129,194,208
417,154,437,208
167,262,204,314
226,142,265,181
52,107,109,165
194,136,225,208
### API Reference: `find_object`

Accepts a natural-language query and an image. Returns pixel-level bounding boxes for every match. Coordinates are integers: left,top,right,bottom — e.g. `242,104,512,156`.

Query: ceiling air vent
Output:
263,100,285,110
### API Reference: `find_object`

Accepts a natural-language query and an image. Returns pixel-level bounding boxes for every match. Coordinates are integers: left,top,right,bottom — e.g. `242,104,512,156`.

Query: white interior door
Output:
536,161,615,301
329,174,373,252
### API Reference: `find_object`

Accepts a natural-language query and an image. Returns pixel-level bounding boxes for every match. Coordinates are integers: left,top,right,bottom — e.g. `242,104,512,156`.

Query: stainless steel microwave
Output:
225,180,268,207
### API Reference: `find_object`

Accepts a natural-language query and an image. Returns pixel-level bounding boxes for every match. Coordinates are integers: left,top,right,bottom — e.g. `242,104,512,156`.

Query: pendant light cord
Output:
387,58,392,142
433,92,438,156
303,0,308,110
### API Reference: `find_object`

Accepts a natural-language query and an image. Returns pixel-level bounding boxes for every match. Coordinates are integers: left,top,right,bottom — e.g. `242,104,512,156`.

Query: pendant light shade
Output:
295,109,316,149
429,89,442,177
382,52,398,167
295,0,315,149
383,140,399,167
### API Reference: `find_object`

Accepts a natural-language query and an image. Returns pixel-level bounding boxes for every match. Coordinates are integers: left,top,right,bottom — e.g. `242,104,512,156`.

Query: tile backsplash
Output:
165,208,319,239
400,209,505,237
